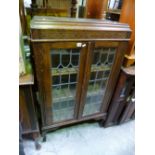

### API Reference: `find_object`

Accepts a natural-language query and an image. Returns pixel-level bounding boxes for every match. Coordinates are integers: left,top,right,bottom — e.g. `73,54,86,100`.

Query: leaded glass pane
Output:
51,49,80,122
83,47,116,116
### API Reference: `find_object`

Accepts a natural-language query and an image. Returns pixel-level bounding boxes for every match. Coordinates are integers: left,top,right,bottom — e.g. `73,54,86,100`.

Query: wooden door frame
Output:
78,42,95,118
32,41,88,127
78,41,128,119
101,41,128,113
31,42,52,127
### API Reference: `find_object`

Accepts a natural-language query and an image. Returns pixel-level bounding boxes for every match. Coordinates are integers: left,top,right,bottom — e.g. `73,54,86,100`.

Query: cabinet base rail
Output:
42,113,107,132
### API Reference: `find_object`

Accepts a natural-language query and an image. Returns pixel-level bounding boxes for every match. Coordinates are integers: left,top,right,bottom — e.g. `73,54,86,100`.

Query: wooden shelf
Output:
106,9,121,15
19,73,34,85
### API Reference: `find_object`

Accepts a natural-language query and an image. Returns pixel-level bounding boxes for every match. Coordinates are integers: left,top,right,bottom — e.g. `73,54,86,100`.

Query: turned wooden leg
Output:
32,132,41,150
42,132,47,142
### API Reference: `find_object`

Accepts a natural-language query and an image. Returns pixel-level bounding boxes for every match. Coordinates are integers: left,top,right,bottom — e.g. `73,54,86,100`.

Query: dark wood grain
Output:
20,87,31,131
75,43,88,118
78,42,95,118
30,16,131,42
30,17,131,132
31,43,52,126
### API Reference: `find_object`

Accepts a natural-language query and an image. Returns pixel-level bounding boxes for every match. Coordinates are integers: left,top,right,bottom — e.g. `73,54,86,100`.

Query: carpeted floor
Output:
23,120,135,155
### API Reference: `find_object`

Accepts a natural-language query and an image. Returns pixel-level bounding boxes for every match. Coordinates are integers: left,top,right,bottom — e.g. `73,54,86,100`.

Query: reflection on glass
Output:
83,47,116,116
51,49,80,122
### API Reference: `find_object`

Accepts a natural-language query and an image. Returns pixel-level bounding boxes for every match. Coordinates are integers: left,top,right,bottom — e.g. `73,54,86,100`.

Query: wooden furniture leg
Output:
42,132,47,142
32,132,41,150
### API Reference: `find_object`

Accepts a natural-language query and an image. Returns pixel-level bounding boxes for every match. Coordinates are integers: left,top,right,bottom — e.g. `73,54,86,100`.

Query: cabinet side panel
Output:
19,87,31,131
31,43,53,126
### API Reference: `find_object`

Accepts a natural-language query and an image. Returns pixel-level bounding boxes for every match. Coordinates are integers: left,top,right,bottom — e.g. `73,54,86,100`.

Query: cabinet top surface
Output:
30,16,131,32
19,73,34,86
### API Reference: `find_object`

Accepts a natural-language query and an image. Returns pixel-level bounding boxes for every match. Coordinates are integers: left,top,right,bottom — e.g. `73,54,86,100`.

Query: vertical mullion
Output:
77,52,80,67
93,50,102,91
93,70,98,91
59,51,62,89
68,49,72,98
70,49,72,67
99,71,106,92
100,49,109,92
78,42,95,118
105,48,110,65
68,73,70,93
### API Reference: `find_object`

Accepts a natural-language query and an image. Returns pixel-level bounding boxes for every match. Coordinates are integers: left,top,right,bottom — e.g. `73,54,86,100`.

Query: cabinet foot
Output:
43,135,46,142
33,133,41,150
98,119,104,127
35,140,41,150
42,132,47,142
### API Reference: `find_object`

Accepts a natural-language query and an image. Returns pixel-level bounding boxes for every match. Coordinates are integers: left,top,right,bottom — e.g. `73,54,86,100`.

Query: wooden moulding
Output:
30,16,131,42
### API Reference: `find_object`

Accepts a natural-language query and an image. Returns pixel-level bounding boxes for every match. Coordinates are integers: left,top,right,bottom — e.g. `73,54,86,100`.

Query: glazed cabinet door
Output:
79,42,127,118
32,42,87,126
